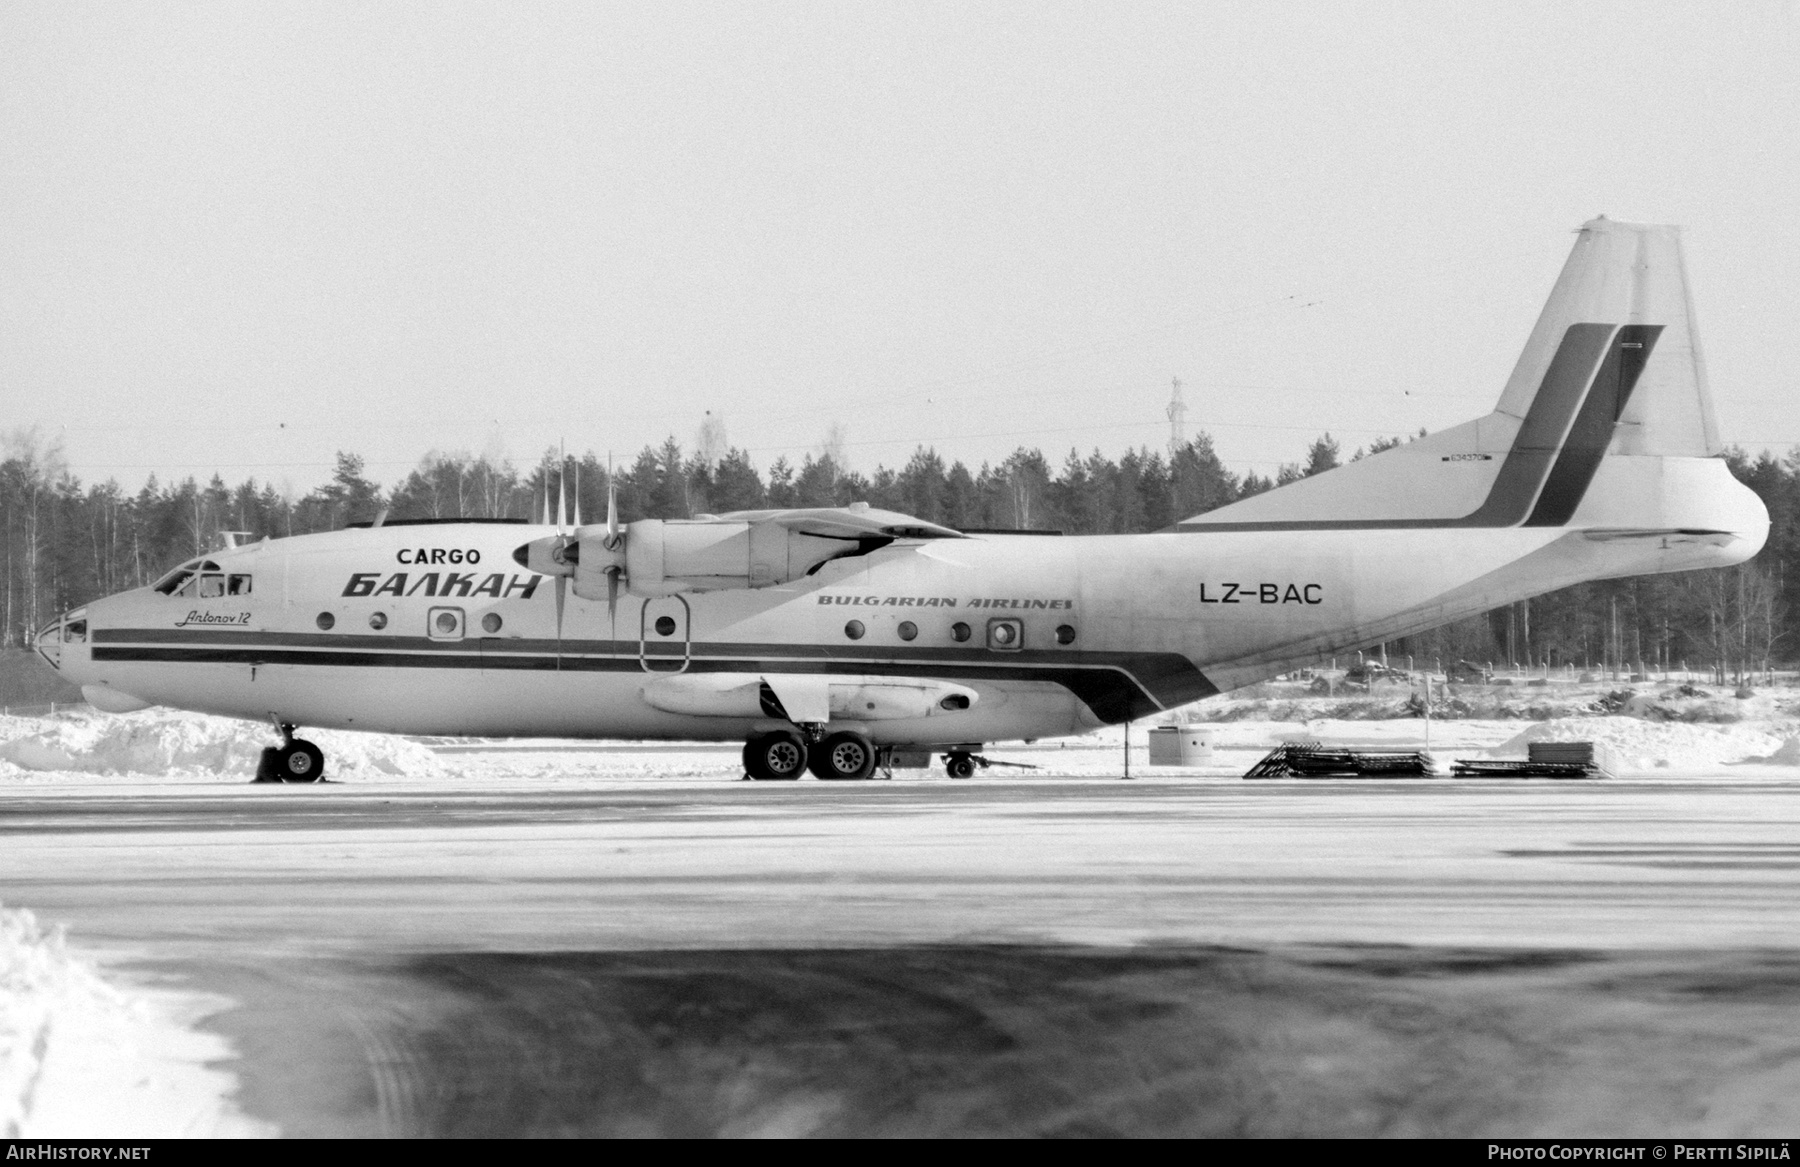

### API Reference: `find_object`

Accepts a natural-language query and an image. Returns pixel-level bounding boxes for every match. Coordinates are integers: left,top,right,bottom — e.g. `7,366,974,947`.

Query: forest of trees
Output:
2,425,1789,685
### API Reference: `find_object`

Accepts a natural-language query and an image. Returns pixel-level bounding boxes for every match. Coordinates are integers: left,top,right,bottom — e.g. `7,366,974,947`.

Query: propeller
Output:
510,453,625,654
552,456,571,669
594,457,623,622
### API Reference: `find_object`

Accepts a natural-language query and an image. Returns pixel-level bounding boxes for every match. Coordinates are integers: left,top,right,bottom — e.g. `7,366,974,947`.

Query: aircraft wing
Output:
711,503,963,541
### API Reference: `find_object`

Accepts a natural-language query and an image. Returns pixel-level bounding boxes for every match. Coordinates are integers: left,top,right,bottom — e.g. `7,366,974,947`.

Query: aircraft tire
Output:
810,732,877,781
279,739,326,784
744,733,806,781
945,752,976,779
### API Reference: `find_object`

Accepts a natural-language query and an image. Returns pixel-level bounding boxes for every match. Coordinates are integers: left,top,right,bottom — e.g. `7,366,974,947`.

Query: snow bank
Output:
1745,736,1800,766
1,905,270,1137
0,709,444,780
1493,717,1787,774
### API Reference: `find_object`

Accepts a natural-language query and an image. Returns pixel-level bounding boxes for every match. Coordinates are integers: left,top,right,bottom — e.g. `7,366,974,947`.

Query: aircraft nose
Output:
33,607,89,674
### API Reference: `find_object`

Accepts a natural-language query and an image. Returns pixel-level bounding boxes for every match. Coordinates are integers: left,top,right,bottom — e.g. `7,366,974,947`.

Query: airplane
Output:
32,217,1769,783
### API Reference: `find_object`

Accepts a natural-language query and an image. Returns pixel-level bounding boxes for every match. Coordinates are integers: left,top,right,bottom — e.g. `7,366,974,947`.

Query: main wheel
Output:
945,752,976,779
809,732,877,781
279,739,326,783
743,732,807,781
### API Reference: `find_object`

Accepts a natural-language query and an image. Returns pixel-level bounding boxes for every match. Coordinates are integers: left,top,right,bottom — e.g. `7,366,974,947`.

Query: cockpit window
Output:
153,568,194,595
64,619,86,642
153,558,234,596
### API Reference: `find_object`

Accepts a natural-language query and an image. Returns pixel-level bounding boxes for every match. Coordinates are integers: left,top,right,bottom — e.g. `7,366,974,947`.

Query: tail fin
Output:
1497,217,1718,458
1178,217,1733,532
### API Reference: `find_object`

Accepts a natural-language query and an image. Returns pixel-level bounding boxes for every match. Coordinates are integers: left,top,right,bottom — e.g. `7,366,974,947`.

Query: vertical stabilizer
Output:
1495,217,1719,456
1177,217,1743,532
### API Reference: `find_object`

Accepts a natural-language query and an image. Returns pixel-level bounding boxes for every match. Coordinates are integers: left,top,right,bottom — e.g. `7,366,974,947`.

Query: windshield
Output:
152,558,224,596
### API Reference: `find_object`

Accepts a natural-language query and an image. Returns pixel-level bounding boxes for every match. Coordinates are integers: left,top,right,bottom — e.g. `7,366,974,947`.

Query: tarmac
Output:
5,756,1800,1136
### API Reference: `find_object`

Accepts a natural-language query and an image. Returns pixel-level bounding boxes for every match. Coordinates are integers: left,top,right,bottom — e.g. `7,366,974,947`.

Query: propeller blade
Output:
557,469,568,532
605,565,620,621
605,479,621,549
554,574,566,670
573,460,582,527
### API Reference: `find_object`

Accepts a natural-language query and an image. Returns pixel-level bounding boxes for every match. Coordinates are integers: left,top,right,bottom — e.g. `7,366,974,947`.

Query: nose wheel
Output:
254,720,327,784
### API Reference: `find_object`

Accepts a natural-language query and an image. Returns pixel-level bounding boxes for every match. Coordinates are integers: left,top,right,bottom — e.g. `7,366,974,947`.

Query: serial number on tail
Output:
1201,583,1323,605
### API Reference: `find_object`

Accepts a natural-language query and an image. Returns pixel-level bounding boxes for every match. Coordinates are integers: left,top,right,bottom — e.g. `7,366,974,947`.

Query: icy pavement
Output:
5,705,1800,1134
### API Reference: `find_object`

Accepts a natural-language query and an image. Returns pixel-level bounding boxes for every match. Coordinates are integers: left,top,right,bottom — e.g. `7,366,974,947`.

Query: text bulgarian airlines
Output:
1202,583,1323,604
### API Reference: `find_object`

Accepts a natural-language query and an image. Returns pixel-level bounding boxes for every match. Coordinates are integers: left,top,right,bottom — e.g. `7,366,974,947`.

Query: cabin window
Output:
950,622,972,642
897,621,918,641
428,607,465,640
987,618,1023,651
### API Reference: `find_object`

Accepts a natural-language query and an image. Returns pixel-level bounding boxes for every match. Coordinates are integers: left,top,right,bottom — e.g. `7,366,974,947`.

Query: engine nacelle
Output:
571,519,856,599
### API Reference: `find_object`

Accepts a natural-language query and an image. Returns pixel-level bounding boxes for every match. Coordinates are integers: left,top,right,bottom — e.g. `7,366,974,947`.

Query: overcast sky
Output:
3,1,1797,495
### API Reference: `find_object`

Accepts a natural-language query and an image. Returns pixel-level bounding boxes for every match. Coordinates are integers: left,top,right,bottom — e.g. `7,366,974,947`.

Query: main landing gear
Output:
255,720,326,784
809,731,878,781
743,730,808,781
742,728,881,781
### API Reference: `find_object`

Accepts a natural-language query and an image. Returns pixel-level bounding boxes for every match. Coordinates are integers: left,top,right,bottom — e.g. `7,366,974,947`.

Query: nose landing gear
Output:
254,720,327,784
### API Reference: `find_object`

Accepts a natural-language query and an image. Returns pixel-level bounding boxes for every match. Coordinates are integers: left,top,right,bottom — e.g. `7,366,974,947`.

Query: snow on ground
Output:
1495,718,1790,773
0,905,271,1137
0,708,444,781
3,679,1800,784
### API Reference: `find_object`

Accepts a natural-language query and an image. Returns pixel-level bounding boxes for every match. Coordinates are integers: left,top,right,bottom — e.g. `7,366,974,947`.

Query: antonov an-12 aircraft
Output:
34,218,1769,782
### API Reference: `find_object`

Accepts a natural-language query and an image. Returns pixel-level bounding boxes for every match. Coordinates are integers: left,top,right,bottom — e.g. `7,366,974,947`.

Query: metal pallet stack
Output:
1450,740,1616,780
1244,742,1436,779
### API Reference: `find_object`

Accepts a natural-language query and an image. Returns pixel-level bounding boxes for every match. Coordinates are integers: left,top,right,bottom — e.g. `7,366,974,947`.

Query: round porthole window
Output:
844,620,865,640
316,612,335,631
368,611,387,630
1055,624,1076,645
897,620,918,641
482,613,502,634
950,622,972,642
435,610,460,635
991,621,1018,647
654,615,677,637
